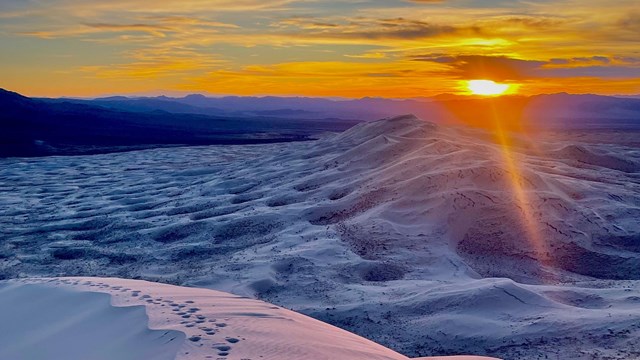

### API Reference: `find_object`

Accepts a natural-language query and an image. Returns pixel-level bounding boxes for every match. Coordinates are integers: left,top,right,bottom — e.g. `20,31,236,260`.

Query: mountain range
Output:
2,88,640,157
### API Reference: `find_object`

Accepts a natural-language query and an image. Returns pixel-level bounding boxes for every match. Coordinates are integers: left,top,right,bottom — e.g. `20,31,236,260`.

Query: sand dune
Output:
0,280,184,360
1,115,640,358
0,277,497,360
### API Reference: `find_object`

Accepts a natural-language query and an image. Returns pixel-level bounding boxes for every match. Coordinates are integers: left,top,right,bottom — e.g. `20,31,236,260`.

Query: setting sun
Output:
467,80,511,96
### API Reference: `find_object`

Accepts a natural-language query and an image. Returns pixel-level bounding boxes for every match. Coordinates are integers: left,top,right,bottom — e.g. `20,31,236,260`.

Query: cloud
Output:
550,56,611,65
618,12,640,33
2,0,640,97
186,60,455,98
15,14,240,39
412,54,544,80
81,47,226,79
137,16,239,29
83,23,173,37
2,0,294,16
273,16,463,41
273,17,340,30
412,54,640,80
489,15,568,30
344,52,387,59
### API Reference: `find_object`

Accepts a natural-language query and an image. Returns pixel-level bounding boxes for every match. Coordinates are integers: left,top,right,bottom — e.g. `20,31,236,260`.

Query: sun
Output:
466,80,511,96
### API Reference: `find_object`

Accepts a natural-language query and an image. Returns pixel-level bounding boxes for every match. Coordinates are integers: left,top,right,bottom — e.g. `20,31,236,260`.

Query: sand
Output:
0,277,497,360
1,115,640,358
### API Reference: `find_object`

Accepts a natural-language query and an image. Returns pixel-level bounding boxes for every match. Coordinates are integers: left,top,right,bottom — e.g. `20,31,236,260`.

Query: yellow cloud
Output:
2,0,639,97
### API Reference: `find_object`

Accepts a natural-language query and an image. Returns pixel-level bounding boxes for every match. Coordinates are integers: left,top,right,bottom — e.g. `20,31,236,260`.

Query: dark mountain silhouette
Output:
40,97,226,116
50,94,442,120
0,89,360,157
3,88,640,157
47,92,640,129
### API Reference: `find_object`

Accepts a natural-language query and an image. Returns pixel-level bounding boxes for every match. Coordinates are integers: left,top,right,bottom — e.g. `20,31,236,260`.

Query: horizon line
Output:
4,87,639,101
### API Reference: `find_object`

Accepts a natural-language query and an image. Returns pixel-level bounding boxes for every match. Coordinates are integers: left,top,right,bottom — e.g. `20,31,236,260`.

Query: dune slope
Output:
1,277,496,360
0,280,184,360
1,115,640,359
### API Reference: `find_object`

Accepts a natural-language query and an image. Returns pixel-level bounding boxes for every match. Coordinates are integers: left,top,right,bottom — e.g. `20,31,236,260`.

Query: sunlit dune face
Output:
466,80,511,96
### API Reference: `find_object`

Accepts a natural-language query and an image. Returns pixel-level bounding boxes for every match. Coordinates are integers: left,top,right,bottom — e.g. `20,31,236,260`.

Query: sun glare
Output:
467,80,511,96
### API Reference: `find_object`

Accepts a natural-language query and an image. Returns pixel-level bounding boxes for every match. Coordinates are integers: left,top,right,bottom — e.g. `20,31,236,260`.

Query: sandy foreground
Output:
0,277,497,360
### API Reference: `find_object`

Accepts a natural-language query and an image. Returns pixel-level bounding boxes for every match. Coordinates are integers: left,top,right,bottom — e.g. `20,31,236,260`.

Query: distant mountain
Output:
0,89,360,157
54,94,440,121
4,88,640,157
417,93,640,130
49,92,640,130
525,93,640,128
40,96,226,116
432,93,640,130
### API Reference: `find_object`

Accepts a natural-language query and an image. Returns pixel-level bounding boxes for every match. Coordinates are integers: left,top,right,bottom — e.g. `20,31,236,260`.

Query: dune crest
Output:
1,277,498,360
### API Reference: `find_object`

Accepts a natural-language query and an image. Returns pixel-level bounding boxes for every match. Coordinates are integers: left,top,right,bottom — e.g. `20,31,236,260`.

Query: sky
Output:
0,0,639,98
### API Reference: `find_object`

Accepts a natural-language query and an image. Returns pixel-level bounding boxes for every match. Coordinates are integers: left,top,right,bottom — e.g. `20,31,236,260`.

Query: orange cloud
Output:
1,0,639,97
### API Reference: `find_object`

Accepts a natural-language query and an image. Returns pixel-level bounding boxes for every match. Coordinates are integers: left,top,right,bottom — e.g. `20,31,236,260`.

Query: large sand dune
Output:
0,277,496,360
2,115,640,358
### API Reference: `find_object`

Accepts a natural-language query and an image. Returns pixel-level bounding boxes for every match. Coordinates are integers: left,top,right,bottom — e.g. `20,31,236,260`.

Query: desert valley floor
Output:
2,115,640,359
